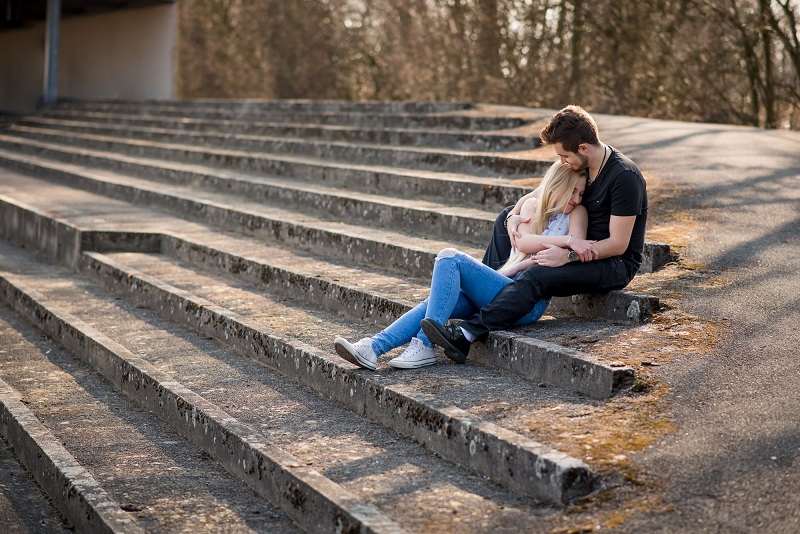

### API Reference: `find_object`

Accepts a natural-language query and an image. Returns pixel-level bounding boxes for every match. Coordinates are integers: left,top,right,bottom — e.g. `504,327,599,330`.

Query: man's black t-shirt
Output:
582,147,648,275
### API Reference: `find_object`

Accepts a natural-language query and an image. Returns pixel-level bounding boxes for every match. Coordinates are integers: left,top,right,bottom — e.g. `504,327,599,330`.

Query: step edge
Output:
79,251,597,504
0,377,144,534
0,274,406,534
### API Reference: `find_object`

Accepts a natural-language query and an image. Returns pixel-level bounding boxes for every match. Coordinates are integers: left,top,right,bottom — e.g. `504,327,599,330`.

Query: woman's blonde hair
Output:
502,161,585,270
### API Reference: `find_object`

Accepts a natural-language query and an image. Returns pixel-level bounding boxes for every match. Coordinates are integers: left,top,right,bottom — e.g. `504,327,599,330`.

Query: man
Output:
421,105,648,363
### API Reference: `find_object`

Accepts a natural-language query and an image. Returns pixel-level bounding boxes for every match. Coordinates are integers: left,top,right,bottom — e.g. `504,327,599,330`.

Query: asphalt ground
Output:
588,114,800,532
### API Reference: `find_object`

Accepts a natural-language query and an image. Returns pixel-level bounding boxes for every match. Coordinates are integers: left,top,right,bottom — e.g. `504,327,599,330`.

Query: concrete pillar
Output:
42,0,61,105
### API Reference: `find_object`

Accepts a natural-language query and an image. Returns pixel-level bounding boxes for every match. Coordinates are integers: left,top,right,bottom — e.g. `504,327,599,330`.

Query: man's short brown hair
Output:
539,105,600,153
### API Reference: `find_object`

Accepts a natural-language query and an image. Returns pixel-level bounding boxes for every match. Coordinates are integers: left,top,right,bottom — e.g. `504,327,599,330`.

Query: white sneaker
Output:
334,337,377,371
388,338,437,369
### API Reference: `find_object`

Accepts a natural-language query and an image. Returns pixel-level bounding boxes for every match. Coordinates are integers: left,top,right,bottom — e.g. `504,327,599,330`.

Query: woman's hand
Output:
497,256,537,278
506,214,531,249
532,243,569,267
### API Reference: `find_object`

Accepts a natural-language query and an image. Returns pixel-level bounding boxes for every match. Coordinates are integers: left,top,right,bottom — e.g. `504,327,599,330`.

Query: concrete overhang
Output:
1,0,175,31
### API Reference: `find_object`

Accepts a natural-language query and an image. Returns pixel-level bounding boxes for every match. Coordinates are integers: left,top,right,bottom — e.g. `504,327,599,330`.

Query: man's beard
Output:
575,152,590,171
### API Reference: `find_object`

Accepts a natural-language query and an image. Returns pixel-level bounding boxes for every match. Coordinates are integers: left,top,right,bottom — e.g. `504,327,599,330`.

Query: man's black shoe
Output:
420,318,471,364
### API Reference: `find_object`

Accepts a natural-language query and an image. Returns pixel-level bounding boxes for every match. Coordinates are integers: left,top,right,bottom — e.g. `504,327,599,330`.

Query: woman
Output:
334,161,587,370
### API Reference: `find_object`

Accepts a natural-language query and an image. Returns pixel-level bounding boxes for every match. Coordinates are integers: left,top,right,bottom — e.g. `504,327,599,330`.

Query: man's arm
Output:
534,214,636,267
585,214,636,259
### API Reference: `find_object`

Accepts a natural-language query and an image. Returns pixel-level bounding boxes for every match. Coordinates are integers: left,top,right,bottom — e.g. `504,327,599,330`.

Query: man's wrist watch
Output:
568,249,580,263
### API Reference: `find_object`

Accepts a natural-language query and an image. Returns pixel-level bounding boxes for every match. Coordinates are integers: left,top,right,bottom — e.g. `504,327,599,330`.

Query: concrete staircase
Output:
0,100,671,532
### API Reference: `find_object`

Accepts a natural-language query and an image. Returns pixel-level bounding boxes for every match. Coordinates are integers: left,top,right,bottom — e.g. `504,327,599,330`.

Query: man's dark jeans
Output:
481,206,514,270
472,205,634,339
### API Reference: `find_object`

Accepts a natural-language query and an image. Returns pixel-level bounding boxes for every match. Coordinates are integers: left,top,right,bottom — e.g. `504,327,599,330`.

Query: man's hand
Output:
568,237,599,262
506,214,531,249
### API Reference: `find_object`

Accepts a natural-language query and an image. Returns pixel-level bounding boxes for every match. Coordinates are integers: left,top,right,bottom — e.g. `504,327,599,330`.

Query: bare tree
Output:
175,0,800,129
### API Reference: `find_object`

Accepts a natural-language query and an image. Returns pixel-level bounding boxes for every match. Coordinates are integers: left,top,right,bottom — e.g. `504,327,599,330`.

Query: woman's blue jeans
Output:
371,249,549,356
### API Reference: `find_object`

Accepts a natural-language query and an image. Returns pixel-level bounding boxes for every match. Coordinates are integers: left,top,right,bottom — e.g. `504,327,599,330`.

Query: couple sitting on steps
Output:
335,105,648,370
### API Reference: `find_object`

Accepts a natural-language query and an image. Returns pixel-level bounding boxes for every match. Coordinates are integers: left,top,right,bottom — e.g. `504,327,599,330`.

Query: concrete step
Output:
0,240,597,511
0,140,510,247
0,136,673,275
56,98,474,114
43,106,535,131
0,301,301,533
0,129,534,211
7,122,549,178
0,156,662,331
0,133,529,228
26,114,535,152
0,98,676,528
75,250,599,503
0,432,71,532
0,264,407,532
0,171,640,395
0,146,485,278
0,377,145,534
89,244,637,397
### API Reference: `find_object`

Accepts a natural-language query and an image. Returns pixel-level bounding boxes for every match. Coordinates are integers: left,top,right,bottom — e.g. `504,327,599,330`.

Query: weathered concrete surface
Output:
0,142,512,244
470,331,634,399
0,378,143,534
0,181,647,400
0,133,535,211
0,97,692,532
0,274,405,534
0,162,453,278
0,142,671,275
20,115,537,152
57,99,474,114
0,434,71,533
43,106,536,130
0,296,304,533
78,252,597,504
550,291,661,324
3,236,610,531
8,124,550,178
